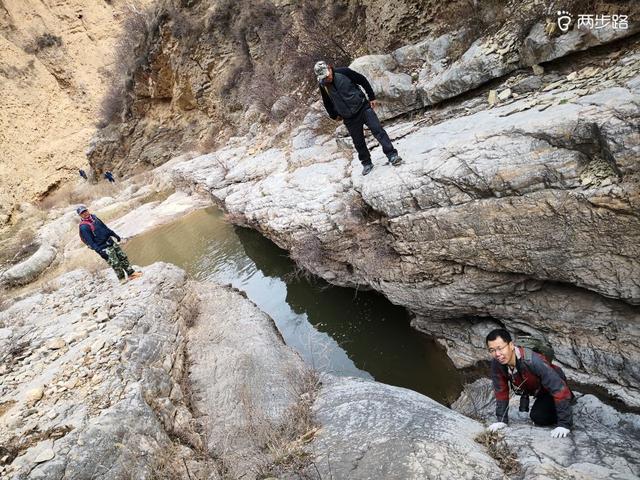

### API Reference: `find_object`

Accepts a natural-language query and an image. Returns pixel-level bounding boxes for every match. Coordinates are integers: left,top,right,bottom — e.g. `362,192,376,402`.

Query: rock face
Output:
0,263,211,479
86,0,444,179
166,43,640,406
186,282,309,478
1,261,534,479
306,375,504,479
0,0,153,228
453,379,640,479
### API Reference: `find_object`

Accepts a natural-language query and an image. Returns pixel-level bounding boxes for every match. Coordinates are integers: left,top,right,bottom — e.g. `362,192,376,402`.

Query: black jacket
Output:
319,67,376,120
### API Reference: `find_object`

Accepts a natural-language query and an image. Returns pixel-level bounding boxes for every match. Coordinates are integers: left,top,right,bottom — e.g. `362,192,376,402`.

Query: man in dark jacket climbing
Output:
77,205,142,284
315,60,402,176
486,328,573,438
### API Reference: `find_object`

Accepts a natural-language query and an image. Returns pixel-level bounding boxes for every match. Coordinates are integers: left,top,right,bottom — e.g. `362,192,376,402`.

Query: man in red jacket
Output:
486,328,574,438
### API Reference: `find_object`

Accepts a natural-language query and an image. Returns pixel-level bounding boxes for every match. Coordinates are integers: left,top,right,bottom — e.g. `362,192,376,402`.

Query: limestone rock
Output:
34,448,55,463
532,64,544,76
26,387,44,405
47,338,66,350
304,376,504,479
497,88,512,100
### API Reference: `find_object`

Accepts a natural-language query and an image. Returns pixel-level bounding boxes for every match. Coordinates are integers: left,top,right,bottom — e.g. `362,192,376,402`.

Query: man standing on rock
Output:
485,328,573,438
314,60,402,176
77,205,142,284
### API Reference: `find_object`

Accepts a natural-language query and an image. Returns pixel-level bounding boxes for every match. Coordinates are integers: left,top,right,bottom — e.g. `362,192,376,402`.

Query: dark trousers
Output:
530,391,557,426
344,106,397,166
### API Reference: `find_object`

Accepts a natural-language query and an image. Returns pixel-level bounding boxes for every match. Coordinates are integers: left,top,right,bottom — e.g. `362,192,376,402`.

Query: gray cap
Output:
76,205,88,215
314,60,330,82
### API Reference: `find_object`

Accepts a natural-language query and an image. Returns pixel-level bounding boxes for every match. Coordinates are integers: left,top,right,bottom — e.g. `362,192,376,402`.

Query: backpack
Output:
517,335,555,363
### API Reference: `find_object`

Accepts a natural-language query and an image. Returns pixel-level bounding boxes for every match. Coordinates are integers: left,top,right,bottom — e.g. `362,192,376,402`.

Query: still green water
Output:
125,207,462,405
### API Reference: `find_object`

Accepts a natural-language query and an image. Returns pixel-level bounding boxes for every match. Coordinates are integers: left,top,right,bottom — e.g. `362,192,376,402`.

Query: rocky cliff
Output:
2,263,638,479
0,0,154,227
156,25,640,406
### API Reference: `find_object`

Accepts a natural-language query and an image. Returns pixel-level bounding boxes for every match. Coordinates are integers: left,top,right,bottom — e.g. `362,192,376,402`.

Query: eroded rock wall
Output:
165,38,640,405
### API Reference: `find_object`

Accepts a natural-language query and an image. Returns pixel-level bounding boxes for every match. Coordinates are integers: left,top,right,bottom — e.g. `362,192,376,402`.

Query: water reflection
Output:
125,207,461,404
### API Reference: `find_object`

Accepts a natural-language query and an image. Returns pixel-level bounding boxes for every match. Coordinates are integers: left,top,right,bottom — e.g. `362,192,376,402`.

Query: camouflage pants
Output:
104,243,134,280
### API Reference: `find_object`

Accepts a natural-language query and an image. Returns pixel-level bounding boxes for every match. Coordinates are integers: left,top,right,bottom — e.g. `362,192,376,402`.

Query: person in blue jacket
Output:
315,60,402,176
77,205,142,283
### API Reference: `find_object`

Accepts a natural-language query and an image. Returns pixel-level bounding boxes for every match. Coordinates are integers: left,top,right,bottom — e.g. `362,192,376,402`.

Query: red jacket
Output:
491,346,573,428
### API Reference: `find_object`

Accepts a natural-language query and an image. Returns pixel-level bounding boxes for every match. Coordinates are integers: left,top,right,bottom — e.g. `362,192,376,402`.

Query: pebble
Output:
91,339,106,354
26,387,44,404
34,448,55,463
47,338,66,350
487,90,497,106
497,88,512,101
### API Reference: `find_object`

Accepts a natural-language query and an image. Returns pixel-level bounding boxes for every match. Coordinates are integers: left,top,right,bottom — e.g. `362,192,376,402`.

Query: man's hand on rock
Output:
487,422,507,432
370,100,377,109
550,427,570,438
335,116,342,122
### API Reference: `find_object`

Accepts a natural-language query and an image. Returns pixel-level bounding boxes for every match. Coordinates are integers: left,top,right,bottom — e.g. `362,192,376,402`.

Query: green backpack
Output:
517,335,555,363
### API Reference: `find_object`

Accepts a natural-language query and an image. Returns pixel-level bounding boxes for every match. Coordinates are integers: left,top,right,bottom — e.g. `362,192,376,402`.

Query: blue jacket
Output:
79,215,119,255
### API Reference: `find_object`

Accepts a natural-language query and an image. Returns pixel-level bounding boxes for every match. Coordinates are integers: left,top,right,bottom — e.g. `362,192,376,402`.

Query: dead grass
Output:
61,251,105,275
474,430,521,476
38,180,121,211
238,366,322,478
179,290,200,329
0,227,38,273
40,279,60,294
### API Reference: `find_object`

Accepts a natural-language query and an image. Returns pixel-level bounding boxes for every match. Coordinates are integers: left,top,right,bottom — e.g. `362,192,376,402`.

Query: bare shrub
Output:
0,227,38,272
38,180,120,211
208,0,357,117
98,3,164,127
0,292,14,312
245,367,321,478
24,32,63,54
475,430,521,475
40,280,59,294
286,231,324,283
180,290,200,328
61,252,105,276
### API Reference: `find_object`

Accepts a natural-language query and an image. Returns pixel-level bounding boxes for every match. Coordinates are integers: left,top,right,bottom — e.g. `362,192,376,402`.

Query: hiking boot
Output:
362,163,374,176
388,153,403,166
129,271,143,280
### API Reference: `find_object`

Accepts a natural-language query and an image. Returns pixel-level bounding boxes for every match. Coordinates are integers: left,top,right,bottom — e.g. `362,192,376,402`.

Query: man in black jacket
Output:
77,205,142,284
315,60,402,176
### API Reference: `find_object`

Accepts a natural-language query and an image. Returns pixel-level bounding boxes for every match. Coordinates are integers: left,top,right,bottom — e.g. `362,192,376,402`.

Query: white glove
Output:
550,426,570,438
488,422,507,432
